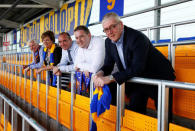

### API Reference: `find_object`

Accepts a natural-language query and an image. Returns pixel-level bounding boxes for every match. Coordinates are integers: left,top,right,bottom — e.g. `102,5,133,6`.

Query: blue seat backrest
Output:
177,36,195,41
157,39,171,43
151,40,155,44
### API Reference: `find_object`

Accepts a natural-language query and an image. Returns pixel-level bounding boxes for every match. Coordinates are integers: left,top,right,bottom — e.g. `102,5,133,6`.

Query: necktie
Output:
67,50,73,64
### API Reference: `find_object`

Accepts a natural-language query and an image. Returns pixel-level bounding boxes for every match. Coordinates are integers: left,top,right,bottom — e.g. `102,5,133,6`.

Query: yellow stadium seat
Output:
38,83,46,112
47,95,57,120
99,105,116,123
169,123,194,131
25,79,31,103
31,81,38,107
59,100,71,129
20,78,25,100
16,76,20,96
74,94,90,111
121,127,133,131
60,90,71,104
97,118,116,131
73,106,89,131
156,46,168,58
47,86,57,119
122,109,157,131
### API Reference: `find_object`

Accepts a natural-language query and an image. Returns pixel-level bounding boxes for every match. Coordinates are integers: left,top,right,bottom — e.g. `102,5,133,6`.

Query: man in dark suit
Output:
93,12,175,114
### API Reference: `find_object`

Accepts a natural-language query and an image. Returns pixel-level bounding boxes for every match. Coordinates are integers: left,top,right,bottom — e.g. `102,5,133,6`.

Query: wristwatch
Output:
109,75,114,81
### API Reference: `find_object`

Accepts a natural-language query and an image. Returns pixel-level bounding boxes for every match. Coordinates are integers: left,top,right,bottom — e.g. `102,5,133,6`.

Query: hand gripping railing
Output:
0,91,46,131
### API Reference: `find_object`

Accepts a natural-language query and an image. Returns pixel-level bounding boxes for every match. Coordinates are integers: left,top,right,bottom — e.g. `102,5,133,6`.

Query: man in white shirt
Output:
53,32,78,75
74,25,105,76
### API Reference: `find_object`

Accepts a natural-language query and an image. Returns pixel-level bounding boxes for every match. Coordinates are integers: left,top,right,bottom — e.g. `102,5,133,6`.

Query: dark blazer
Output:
44,45,62,66
101,26,176,85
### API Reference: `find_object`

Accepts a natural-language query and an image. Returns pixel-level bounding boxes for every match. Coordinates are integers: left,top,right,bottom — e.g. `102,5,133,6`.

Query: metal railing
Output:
0,91,46,131
0,62,195,131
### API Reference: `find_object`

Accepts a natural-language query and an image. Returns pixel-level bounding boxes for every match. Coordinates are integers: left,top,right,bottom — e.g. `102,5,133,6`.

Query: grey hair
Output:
27,39,39,45
102,12,121,23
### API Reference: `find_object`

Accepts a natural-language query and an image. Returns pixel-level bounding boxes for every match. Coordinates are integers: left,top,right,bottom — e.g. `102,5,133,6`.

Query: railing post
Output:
14,65,17,101
161,83,169,131
37,73,41,121
89,74,94,130
19,65,22,101
45,71,49,128
22,118,25,131
157,82,162,131
171,24,176,69
147,28,151,40
4,100,7,131
116,84,121,131
24,69,27,109
56,75,61,130
11,108,14,131
70,72,75,131
11,63,15,100
8,63,11,96
29,69,33,114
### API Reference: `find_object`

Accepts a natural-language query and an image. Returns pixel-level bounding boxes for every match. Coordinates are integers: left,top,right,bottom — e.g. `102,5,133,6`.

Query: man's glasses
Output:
103,22,120,33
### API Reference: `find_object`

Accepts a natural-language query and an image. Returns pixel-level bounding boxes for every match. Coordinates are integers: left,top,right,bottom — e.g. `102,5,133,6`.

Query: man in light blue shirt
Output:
53,32,78,76
23,39,44,71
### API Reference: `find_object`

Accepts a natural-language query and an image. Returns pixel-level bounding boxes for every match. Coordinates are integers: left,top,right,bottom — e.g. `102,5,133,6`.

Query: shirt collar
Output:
112,29,124,45
87,36,93,49
67,41,75,51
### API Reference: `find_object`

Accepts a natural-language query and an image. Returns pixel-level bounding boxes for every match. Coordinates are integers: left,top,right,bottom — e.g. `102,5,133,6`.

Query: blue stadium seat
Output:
157,39,171,43
151,40,155,44
177,36,195,41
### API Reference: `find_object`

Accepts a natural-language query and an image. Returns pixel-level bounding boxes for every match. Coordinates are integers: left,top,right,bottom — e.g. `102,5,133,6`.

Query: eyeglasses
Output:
103,22,120,33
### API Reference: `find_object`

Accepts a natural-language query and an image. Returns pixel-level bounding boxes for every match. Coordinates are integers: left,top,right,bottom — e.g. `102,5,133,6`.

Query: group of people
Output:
23,12,175,114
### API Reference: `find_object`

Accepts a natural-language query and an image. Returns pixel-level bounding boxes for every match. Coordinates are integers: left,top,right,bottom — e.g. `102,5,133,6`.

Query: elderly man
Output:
74,25,105,76
23,39,43,71
93,12,175,114
53,32,78,76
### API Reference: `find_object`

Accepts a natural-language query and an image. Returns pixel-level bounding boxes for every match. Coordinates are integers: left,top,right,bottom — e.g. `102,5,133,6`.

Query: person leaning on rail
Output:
22,39,44,72
53,32,78,76
73,25,105,77
93,12,176,114
36,30,62,87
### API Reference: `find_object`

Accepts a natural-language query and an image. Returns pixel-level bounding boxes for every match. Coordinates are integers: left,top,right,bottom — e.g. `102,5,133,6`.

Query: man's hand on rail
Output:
36,68,43,74
93,76,114,87
22,65,28,69
24,66,30,72
53,66,60,75
75,67,80,72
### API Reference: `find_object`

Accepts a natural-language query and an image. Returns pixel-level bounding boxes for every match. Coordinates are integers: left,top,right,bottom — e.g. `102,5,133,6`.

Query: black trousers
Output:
108,82,158,114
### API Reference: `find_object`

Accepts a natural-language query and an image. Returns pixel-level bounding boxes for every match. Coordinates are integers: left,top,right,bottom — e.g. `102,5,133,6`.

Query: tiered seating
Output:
0,37,195,131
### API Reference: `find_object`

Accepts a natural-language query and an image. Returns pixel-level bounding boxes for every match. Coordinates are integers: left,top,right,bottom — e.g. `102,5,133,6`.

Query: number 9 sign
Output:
107,0,115,10
100,0,124,21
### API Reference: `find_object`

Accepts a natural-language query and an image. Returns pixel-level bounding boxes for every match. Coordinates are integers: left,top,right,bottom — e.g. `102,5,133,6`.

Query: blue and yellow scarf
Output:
43,44,55,66
43,44,57,86
90,85,112,131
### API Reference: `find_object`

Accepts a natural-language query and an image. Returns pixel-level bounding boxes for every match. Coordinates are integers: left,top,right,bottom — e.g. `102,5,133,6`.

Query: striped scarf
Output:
34,45,41,64
43,44,55,66
43,44,57,86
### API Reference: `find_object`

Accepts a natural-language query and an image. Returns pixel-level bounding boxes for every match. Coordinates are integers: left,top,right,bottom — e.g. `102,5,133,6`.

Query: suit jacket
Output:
101,26,176,85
